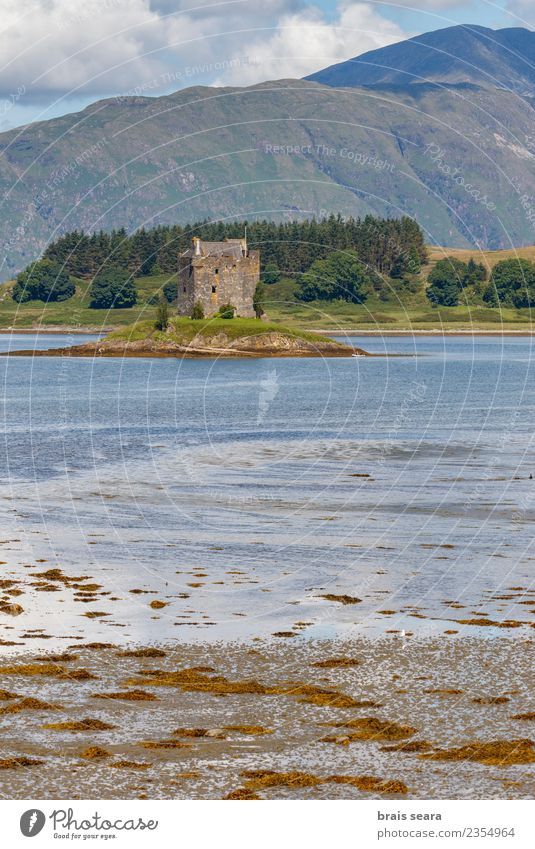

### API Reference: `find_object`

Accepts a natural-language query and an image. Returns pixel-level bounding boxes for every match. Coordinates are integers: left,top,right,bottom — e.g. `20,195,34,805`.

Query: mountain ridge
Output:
306,24,535,95
1,25,535,279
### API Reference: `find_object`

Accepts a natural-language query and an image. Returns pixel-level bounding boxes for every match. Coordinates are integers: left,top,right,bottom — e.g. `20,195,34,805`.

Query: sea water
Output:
1,335,534,645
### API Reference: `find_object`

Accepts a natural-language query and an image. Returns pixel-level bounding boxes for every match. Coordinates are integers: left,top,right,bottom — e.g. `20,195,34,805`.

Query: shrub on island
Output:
154,297,169,331
218,303,236,319
191,301,204,319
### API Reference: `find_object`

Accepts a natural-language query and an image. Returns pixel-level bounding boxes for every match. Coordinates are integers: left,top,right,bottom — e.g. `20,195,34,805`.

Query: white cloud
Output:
0,0,410,128
214,3,408,85
376,0,463,7
0,0,301,102
0,0,167,99
148,0,303,15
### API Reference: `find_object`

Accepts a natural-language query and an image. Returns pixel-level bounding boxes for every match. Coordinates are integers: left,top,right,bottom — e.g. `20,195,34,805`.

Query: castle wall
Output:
177,250,259,318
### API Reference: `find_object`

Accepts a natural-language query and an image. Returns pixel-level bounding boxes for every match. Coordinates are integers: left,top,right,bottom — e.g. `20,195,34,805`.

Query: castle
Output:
177,236,260,317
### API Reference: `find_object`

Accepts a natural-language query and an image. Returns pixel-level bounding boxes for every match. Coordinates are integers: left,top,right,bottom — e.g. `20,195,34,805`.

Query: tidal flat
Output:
0,639,533,800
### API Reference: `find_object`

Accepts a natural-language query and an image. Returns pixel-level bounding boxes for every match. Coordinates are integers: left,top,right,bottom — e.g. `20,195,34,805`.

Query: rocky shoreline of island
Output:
2,323,368,359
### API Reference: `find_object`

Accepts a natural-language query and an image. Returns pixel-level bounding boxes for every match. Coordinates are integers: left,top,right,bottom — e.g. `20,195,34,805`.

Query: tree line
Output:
12,223,535,314
42,215,427,280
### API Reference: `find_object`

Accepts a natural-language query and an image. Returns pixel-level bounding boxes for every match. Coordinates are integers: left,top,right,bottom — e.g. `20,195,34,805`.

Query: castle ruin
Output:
177,236,260,317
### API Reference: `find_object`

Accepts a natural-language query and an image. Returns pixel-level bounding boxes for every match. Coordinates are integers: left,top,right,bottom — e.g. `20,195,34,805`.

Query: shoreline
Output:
1,345,362,359
0,329,365,359
312,328,535,336
3,326,535,338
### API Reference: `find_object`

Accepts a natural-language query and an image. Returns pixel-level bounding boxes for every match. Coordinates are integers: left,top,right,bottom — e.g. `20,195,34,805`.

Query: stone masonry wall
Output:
177,250,259,317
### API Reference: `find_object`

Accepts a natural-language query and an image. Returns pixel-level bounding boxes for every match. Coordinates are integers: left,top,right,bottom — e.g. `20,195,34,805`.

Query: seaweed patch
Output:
420,740,535,765
42,718,115,731
321,717,417,744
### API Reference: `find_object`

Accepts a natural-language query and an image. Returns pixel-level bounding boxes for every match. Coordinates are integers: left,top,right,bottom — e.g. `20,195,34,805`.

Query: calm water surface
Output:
1,335,534,645
0,332,101,352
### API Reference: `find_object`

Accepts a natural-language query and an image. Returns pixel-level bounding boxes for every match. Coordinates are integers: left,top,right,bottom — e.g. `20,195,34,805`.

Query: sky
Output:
0,0,532,131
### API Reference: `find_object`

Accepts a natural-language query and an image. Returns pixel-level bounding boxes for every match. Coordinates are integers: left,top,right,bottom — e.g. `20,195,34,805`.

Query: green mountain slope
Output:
1,76,535,279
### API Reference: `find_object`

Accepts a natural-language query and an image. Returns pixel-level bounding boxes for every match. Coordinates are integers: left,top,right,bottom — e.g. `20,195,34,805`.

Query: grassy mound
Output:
106,317,349,347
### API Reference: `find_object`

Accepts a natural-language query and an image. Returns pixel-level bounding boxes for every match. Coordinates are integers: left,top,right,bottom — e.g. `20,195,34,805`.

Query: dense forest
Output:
43,215,427,280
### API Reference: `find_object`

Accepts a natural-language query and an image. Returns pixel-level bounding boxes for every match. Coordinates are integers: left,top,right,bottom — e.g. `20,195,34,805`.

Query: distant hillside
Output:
2,25,535,279
306,25,535,94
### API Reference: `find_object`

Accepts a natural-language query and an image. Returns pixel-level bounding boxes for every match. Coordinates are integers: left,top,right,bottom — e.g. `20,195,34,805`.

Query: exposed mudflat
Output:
0,639,533,800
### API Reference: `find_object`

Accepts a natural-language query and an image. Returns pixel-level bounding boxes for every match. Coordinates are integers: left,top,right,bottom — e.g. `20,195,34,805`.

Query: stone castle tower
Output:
177,236,260,317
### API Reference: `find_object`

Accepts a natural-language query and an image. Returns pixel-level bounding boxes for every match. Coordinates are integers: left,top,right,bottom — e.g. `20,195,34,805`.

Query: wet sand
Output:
1,519,534,645
0,638,533,800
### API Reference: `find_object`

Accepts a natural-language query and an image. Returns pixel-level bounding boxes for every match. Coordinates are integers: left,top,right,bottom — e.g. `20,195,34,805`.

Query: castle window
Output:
183,285,186,292
211,285,217,293
214,267,219,275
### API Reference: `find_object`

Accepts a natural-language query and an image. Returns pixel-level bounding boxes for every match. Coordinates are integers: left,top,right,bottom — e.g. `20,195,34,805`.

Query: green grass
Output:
1,264,534,333
0,273,174,330
108,316,346,346
263,278,535,331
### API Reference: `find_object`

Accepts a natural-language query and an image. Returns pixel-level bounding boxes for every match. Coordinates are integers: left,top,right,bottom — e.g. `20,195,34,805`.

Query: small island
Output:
6,317,364,359
2,234,367,359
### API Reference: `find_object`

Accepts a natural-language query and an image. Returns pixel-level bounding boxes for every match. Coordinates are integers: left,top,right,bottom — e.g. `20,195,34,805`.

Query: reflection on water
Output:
1,336,535,646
